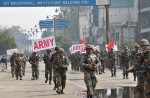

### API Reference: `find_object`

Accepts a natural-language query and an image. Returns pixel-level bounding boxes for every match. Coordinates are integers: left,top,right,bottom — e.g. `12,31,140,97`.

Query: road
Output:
0,62,137,98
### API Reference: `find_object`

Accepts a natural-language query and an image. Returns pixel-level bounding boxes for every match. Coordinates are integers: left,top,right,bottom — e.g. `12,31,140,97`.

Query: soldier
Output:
100,49,106,74
52,48,69,94
43,49,52,84
20,53,26,76
15,53,24,80
82,45,99,98
108,48,116,77
29,52,40,80
10,53,17,77
121,46,131,79
131,44,141,81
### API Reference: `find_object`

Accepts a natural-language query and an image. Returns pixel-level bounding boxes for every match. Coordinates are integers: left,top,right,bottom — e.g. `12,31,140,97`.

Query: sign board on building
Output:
0,0,110,7
39,20,53,29
56,20,69,28
6,48,19,55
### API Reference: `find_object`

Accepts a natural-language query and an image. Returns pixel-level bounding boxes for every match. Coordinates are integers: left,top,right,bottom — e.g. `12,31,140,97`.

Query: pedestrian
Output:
82,45,99,98
29,52,40,80
43,49,53,84
20,53,26,76
0,56,7,71
10,53,17,77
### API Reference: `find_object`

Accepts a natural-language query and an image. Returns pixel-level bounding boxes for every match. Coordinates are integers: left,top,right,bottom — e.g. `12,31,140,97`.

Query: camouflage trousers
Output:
45,65,52,82
11,64,16,77
32,65,39,79
144,72,150,98
54,67,67,91
137,73,144,98
15,66,22,78
22,64,26,76
109,63,116,76
122,64,130,78
84,70,97,96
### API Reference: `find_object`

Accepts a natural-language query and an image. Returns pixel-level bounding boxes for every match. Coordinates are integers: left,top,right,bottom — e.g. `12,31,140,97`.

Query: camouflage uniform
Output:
52,48,69,94
15,53,24,80
122,46,131,79
108,48,116,77
29,52,39,80
10,53,17,77
82,45,99,98
20,54,26,76
43,49,52,84
100,50,106,73
131,44,141,81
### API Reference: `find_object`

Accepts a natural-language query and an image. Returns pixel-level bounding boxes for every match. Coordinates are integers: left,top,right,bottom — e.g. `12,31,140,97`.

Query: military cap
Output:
124,46,128,50
55,46,60,51
85,44,93,50
140,39,150,46
135,44,140,48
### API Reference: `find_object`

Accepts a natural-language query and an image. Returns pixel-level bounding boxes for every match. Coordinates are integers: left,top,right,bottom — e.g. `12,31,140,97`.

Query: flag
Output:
107,39,114,52
79,39,86,45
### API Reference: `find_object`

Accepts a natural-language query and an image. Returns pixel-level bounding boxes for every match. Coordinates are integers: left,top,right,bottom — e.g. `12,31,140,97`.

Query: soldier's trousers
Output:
32,65,39,78
22,64,26,75
45,65,52,82
84,70,97,96
123,64,129,77
110,63,116,76
144,72,150,98
15,66,22,78
55,67,67,91
11,65,16,76
101,62,105,73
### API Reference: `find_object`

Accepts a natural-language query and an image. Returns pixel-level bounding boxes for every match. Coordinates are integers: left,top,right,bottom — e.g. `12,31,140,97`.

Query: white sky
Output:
0,7,58,31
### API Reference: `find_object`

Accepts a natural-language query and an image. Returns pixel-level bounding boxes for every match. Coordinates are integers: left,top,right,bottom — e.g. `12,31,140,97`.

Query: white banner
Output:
6,48,19,55
105,44,118,51
93,46,100,51
32,36,56,52
69,44,86,54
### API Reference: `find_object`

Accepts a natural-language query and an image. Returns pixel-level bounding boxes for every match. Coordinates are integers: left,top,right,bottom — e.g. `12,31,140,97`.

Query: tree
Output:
0,28,17,55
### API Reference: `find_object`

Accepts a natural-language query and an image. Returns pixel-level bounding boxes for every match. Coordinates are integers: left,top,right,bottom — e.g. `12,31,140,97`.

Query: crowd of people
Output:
0,38,150,98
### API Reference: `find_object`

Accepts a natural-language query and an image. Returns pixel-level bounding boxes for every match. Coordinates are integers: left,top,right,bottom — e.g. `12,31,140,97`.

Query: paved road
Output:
0,62,137,98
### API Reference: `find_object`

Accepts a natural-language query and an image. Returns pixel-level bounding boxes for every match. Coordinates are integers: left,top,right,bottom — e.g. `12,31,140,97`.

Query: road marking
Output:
67,80,86,89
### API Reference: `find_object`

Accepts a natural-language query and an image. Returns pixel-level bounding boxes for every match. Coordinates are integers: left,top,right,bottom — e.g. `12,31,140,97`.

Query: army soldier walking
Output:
10,53,17,78
43,49,52,84
20,53,26,76
108,48,116,77
121,46,131,79
15,53,24,80
82,45,99,98
52,48,69,94
29,52,40,80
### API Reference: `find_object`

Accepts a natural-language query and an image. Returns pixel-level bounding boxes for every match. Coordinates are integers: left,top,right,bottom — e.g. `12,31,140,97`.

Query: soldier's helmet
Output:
59,48,64,53
55,46,60,51
47,49,51,52
124,46,128,50
140,39,150,46
135,44,140,48
85,44,93,50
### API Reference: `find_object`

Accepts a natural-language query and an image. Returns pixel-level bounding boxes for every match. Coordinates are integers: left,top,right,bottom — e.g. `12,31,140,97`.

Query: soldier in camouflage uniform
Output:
131,44,141,81
10,53,17,78
52,48,69,94
121,46,131,79
82,45,99,98
15,53,24,80
29,52,39,80
20,53,26,76
43,49,52,84
100,49,106,73
108,48,116,77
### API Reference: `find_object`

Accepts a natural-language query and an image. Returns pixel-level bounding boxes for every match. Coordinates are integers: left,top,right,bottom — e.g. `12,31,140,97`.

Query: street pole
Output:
78,6,80,41
138,0,142,40
105,5,110,44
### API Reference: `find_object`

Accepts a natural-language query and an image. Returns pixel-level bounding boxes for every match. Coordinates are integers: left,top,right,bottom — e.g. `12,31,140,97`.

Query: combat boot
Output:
126,75,129,79
61,90,65,94
111,73,114,77
16,76,18,80
49,80,52,85
56,90,61,94
45,78,48,83
20,77,22,80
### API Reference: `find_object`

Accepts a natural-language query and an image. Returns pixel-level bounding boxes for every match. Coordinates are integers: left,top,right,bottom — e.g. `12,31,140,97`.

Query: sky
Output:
0,7,58,31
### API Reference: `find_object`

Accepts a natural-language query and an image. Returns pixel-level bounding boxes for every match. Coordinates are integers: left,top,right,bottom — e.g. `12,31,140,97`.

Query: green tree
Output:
0,28,17,55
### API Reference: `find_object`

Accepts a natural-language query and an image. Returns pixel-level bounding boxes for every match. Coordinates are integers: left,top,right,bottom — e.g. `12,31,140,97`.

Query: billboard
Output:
0,0,110,7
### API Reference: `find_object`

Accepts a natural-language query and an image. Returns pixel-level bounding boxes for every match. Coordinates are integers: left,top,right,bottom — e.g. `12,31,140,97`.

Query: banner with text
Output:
6,48,19,55
32,36,56,52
